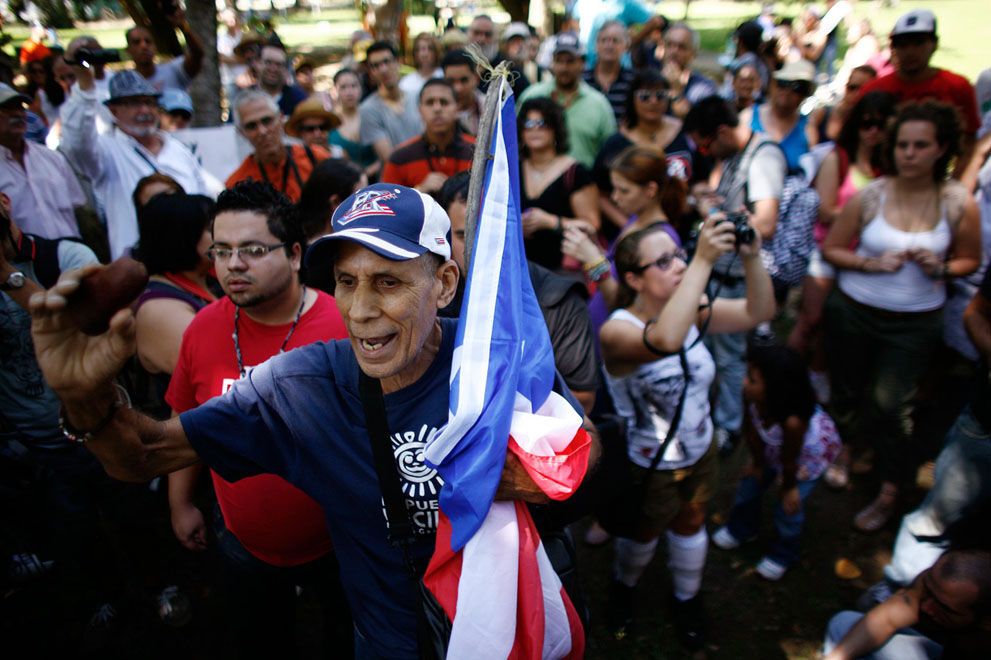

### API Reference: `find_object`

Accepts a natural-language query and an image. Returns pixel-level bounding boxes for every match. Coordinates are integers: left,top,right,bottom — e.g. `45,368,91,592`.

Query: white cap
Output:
503,22,530,42
890,9,937,37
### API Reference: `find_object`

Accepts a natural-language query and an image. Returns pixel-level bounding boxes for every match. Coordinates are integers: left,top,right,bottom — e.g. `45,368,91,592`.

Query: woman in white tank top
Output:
597,218,775,646
822,101,981,533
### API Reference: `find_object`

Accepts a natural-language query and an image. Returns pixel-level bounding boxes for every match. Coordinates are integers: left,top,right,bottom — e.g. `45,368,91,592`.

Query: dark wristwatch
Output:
0,270,25,291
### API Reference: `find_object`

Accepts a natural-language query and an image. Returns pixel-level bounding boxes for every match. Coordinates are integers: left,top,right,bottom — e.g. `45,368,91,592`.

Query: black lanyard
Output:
133,147,159,174
256,146,304,194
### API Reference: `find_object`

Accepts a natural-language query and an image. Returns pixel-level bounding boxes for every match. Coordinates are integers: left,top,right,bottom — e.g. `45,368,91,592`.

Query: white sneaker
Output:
583,521,612,546
755,557,788,581
711,526,742,550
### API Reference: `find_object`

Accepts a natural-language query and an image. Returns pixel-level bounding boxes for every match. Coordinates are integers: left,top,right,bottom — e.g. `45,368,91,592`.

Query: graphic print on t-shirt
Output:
382,423,445,536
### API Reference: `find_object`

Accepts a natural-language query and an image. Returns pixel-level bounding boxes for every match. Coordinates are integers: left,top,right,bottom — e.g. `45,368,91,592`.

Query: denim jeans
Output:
705,279,747,433
823,611,942,659
212,505,353,659
725,467,818,567
885,405,991,585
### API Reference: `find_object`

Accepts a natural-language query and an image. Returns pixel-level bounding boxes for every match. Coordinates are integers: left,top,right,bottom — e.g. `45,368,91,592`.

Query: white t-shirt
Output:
142,56,192,93
398,68,442,99
604,310,716,470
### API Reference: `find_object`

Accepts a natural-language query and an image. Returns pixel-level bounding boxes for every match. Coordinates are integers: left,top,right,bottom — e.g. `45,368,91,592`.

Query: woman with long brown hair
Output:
563,144,687,309
823,101,981,532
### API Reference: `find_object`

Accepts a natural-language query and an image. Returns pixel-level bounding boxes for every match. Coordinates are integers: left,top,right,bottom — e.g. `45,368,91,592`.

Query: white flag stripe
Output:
449,501,519,659
510,391,584,457
425,83,514,464
536,540,572,660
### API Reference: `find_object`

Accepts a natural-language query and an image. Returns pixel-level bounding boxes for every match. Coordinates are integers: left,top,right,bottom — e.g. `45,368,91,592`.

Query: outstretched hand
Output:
29,265,136,410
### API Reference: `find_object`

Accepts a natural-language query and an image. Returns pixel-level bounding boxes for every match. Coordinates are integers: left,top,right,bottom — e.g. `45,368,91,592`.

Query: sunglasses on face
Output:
636,89,670,103
632,248,688,274
778,80,811,95
242,115,278,132
299,123,329,133
524,118,547,130
860,117,886,130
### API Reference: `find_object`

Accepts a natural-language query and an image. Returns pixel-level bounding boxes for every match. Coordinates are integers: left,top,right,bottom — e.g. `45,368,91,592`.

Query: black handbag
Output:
358,371,452,660
597,349,690,539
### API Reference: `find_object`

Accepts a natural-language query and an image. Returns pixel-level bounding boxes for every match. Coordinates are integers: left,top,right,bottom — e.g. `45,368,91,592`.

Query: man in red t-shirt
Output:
380,79,474,194
860,9,980,171
165,181,351,655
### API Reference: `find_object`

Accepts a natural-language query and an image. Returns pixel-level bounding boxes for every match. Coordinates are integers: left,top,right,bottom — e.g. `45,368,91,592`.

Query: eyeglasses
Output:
636,89,670,103
632,248,688,274
859,117,886,130
241,114,278,132
207,243,287,261
114,97,159,109
368,56,395,70
299,123,329,133
777,80,812,95
523,118,548,130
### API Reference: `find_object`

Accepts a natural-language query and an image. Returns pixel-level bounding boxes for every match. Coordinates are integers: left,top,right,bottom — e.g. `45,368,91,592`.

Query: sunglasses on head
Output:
631,248,688,274
636,89,670,103
778,79,811,95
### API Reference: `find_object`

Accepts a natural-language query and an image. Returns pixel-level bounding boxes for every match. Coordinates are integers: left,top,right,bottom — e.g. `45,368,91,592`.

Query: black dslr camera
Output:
724,211,755,246
68,48,122,66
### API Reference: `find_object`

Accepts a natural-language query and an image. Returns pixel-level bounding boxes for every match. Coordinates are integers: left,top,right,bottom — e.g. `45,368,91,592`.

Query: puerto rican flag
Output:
422,77,591,658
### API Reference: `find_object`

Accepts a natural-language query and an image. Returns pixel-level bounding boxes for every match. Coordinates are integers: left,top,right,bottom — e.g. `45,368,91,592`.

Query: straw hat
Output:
284,97,341,136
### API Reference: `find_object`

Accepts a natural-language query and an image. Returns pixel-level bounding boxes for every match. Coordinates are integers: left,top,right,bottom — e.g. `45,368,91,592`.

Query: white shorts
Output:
806,247,836,280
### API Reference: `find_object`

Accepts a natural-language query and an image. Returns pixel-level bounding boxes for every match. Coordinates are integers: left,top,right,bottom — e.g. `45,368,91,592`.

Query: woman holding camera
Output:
600,216,775,650
823,101,980,532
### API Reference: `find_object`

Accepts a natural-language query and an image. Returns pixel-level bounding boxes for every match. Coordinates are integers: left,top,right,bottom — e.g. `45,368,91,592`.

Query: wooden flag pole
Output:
463,52,512,273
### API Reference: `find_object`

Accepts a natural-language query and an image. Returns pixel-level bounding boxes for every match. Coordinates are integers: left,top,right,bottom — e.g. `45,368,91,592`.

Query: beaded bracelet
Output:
584,257,611,283
59,384,131,444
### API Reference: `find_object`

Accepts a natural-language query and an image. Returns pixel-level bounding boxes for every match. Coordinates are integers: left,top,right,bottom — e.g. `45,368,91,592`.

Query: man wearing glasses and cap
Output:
860,9,980,171
60,65,207,259
0,83,86,240
29,182,573,659
519,32,617,168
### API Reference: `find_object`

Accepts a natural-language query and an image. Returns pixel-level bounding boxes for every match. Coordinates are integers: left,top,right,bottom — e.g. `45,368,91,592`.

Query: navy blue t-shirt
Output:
180,318,457,658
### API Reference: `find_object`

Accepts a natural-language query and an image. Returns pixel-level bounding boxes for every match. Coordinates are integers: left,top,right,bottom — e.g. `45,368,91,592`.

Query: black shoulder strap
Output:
644,349,690,474
25,234,70,289
304,143,318,167
358,371,416,546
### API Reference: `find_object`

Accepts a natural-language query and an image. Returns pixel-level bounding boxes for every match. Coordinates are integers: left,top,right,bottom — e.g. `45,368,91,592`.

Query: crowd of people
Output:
3,2,991,658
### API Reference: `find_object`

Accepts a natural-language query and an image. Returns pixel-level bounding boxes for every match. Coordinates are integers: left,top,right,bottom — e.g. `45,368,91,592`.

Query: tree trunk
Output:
368,0,404,47
119,0,182,57
498,0,529,23
186,0,220,126
34,0,74,29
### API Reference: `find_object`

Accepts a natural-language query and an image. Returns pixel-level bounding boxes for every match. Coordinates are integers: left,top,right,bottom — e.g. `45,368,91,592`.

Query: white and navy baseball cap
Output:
890,9,937,38
305,183,452,271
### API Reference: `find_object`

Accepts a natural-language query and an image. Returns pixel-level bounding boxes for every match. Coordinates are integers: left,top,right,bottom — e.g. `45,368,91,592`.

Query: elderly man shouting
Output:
29,183,592,659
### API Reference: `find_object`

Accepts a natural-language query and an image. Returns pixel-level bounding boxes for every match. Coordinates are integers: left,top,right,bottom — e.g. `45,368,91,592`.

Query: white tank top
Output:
838,188,951,312
603,309,715,471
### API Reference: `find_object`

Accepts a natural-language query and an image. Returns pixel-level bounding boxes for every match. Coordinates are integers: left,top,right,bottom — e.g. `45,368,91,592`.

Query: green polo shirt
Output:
518,80,617,168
